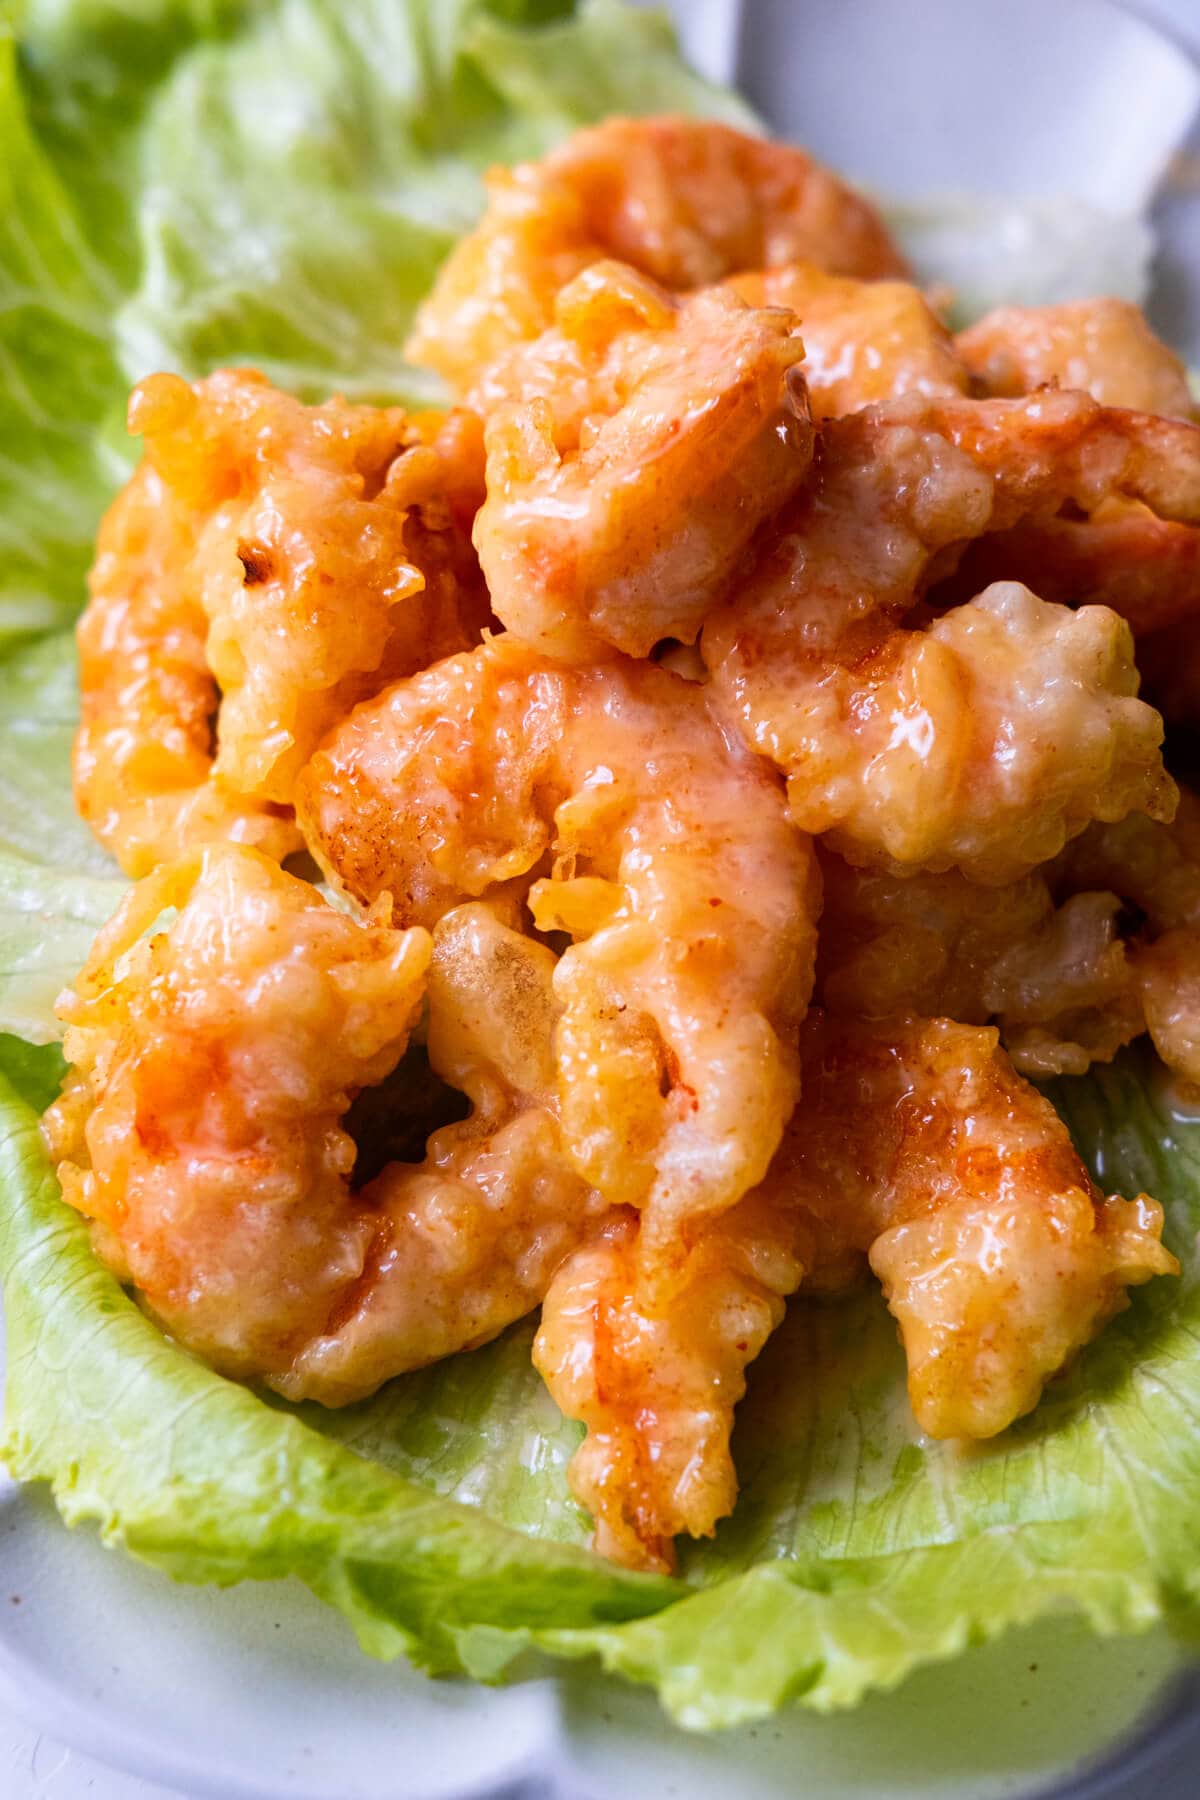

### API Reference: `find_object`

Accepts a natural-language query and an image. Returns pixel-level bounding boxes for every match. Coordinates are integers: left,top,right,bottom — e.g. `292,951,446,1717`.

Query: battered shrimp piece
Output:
956,300,1195,418
537,1006,1177,1568
1056,795,1200,1085
816,852,1140,1077
406,115,905,392
782,1013,1176,1439
934,506,1200,638
947,305,1200,634
76,429,302,878
1057,789,1200,933
43,848,603,1400
821,793,1200,1084
297,638,819,1271
534,1195,816,1572
76,370,487,875
280,901,609,1403
727,263,968,419
704,390,1200,878
473,262,811,660
44,848,429,1377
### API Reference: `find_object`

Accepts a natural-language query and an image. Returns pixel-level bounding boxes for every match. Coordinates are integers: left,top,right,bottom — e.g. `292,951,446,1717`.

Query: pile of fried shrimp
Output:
45,115,1200,1574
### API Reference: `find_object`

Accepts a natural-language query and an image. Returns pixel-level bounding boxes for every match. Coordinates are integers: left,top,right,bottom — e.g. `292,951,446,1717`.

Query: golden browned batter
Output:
50,113,1193,1573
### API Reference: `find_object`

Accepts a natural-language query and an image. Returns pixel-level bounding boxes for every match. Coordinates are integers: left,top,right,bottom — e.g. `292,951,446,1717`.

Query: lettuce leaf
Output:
0,35,131,643
5,1026,1200,1727
0,633,127,1043
4,0,1200,1735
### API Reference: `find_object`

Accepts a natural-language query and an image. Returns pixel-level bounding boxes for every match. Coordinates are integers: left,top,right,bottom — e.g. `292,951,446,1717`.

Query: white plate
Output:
4,3,1200,1796
2,1456,1198,1800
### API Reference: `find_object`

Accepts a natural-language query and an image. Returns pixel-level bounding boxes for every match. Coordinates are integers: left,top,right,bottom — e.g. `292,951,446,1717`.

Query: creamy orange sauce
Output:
53,113,1195,1573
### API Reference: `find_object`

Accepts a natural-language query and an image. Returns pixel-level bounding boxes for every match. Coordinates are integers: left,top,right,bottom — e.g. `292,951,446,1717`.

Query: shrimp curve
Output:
703,391,1200,879
407,114,906,393
43,846,604,1403
76,370,488,876
297,636,820,1276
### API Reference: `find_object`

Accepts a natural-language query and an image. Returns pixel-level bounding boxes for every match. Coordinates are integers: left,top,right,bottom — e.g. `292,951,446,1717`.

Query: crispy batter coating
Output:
727,263,968,419
75,370,488,875
298,637,819,1266
956,300,1195,418
43,848,603,1401
406,115,905,392
281,900,608,1403
817,851,1140,1078
1056,797,1200,1085
537,1010,1176,1569
534,1196,814,1571
820,794,1200,1087
1056,787,1200,928
703,391,1198,878
947,303,1199,634
781,1013,1176,1439
472,261,811,659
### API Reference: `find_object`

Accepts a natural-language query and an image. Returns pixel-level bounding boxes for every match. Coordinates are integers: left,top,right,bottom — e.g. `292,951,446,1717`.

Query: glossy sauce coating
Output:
75,371,487,874
947,301,1197,635
407,114,906,392
703,391,1196,878
957,300,1195,418
473,262,811,659
298,636,819,1268
43,849,603,1401
534,1193,813,1571
728,262,968,419
817,850,1141,1078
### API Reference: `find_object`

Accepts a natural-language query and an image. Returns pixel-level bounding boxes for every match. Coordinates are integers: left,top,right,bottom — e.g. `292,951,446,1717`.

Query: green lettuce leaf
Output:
0,632,119,874
0,34,131,642
0,632,127,1043
5,1026,1200,1726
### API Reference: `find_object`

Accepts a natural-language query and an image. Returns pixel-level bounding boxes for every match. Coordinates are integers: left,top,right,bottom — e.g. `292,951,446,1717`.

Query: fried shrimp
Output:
1055,794,1200,1085
43,848,604,1400
956,300,1195,418
703,390,1200,879
473,262,811,659
76,370,488,876
727,263,968,419
537,1007,1176,1569
817,852,1142,1078
298,637,819,1266
942,309,1194,640
818,794,1200,1085
944,303,1197,635
406,115,905,392
534,1194,815,1571
280,900,608,1403
783,1013,1176,1439
933,506,1200,639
